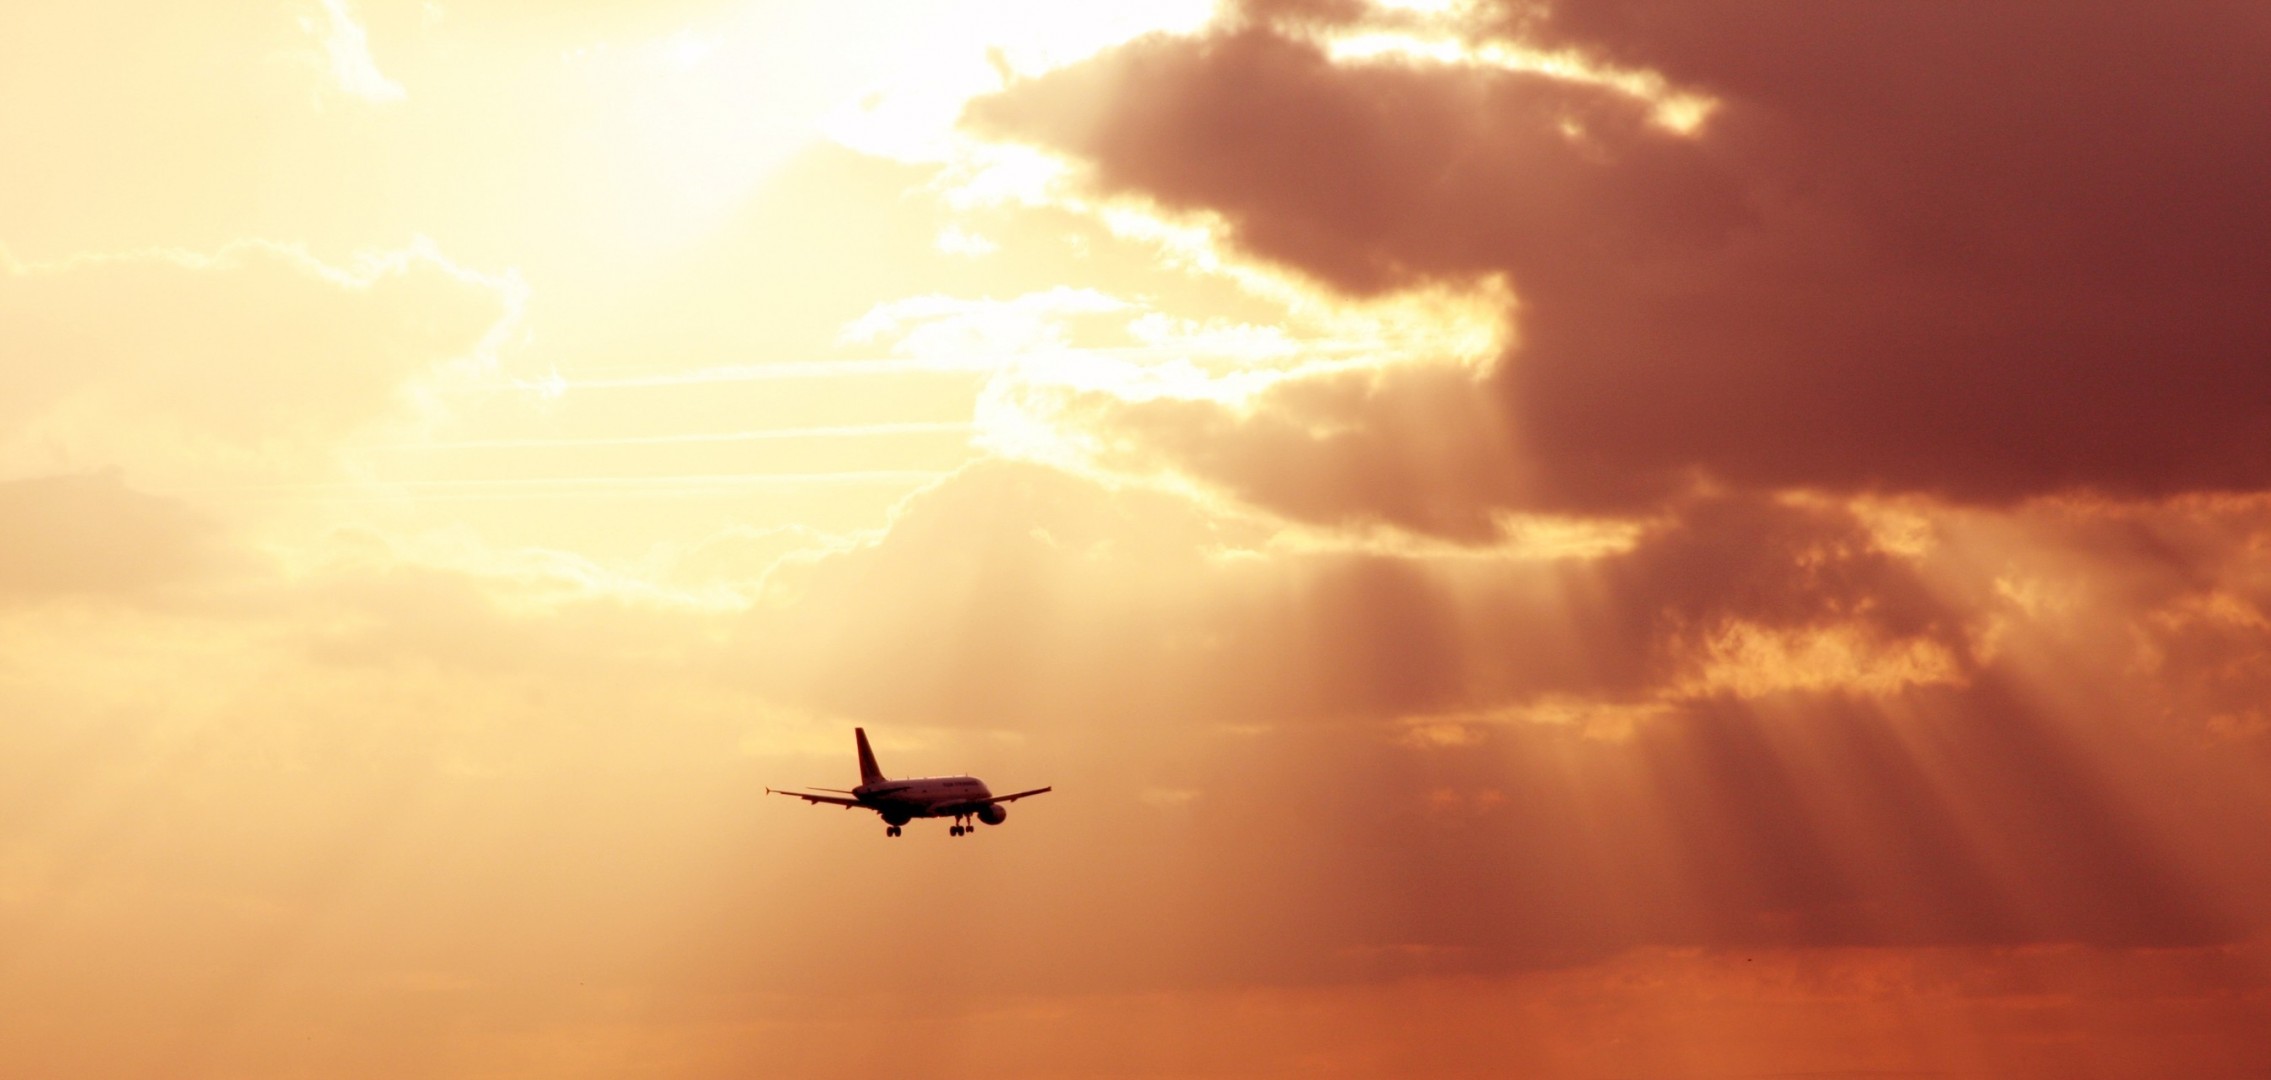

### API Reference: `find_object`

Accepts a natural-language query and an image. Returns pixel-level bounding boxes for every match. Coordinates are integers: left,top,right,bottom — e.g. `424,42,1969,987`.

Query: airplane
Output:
767,728,1052,838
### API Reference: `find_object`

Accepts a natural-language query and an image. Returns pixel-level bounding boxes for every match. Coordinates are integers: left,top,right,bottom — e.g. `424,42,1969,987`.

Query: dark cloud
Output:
970,2,2271,513
1022,362,1529,542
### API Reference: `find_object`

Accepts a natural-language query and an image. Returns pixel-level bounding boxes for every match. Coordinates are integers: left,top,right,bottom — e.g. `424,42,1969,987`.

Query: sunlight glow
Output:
1322,30,1718,134
821,0,1218,162
1685,621,1968,699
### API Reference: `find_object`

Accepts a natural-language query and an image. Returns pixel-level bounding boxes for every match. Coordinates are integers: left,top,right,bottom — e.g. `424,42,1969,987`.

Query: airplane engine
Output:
977,804,1008,826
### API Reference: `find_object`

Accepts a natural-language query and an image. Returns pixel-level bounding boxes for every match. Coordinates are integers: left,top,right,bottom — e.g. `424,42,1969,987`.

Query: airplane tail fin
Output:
854,727,886,786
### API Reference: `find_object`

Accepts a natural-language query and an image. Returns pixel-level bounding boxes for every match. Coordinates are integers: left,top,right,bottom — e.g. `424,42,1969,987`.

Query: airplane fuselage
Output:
855,775,993,822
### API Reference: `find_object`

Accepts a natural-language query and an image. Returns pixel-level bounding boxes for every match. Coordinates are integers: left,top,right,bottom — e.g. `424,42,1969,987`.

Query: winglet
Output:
854,727,886,786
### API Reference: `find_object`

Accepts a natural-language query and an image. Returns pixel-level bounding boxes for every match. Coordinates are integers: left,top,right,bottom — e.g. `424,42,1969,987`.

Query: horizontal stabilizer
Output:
767,787,863,808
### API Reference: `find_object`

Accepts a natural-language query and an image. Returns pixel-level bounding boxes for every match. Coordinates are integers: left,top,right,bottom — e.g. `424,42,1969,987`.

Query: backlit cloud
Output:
971,2,2271,513
0,239,516,486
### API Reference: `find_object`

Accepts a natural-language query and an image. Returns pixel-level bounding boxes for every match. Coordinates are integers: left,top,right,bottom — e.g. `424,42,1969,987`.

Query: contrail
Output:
188,469,948,502
372,421,973,451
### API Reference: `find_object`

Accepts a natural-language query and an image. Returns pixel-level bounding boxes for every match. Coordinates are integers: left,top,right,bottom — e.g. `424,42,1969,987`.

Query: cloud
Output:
0,239,515,485
996,359,1532,541
0,532,785,1075
969,3,2271,513
307,0,406,103
0,472,230,601
0,386,2263,1079
2,3,2267,1069
735,461,1963,729
715,460,2271,970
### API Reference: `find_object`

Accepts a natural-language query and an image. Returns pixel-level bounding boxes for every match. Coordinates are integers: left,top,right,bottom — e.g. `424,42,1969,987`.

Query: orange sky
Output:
5,1,2271,1077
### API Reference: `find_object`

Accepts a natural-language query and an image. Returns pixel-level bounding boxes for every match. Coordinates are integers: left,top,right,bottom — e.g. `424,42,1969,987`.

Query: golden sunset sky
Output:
5,1,2271,1076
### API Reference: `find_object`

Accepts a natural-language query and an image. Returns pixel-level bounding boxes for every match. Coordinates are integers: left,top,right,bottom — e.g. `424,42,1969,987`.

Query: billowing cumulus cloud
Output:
970,2,2271,513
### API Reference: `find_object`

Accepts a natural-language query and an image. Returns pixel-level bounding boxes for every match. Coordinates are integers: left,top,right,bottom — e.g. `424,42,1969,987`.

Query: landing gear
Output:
885,825,902,838
950,824,964,836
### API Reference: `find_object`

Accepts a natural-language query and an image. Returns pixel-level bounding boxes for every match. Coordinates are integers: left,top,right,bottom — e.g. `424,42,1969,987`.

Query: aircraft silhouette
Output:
768,728,1051,838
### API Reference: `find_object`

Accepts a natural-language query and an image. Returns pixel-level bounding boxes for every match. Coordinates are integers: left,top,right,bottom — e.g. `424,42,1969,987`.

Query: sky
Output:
4,1,2271,1076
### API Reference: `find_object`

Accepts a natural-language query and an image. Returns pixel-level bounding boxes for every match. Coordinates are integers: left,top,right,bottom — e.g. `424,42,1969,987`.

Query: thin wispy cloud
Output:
310,0,405,103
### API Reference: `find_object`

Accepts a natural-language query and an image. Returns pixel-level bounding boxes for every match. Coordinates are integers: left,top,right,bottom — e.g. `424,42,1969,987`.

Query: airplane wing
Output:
979,786,1052,805
767,787,864,808
932,786,1053,817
